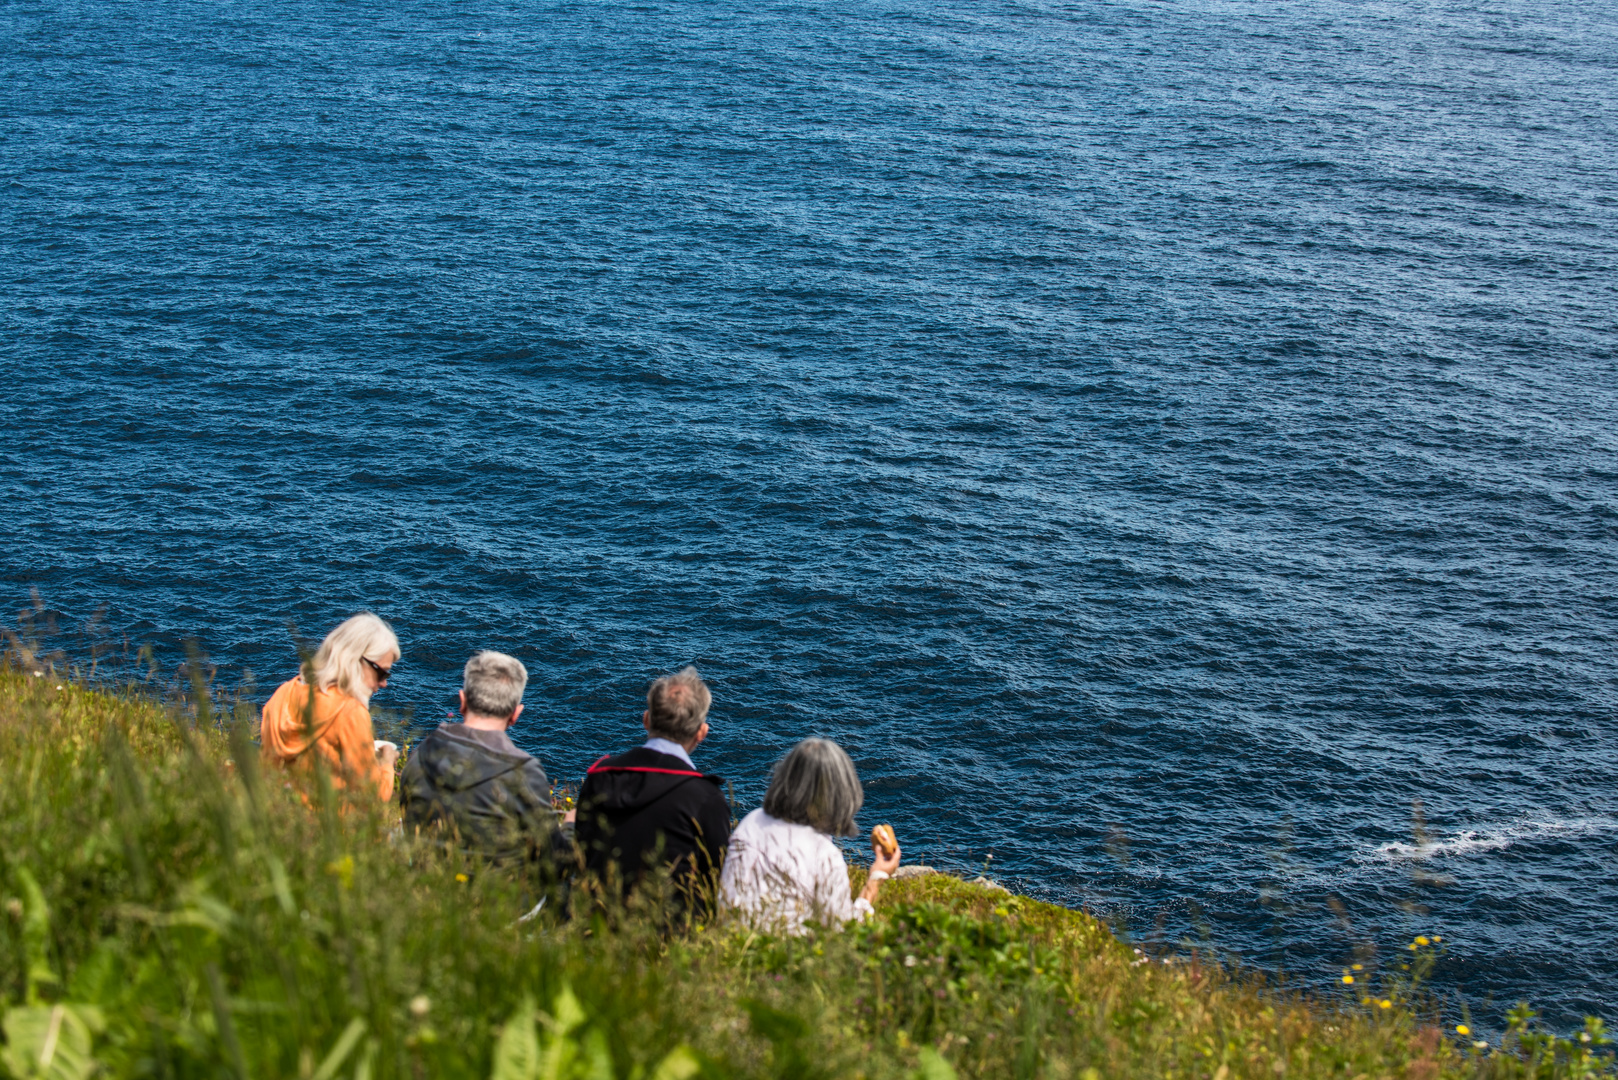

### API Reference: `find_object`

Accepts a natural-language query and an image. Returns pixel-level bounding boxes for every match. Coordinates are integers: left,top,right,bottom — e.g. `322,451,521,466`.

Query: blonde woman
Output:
261,613,399,802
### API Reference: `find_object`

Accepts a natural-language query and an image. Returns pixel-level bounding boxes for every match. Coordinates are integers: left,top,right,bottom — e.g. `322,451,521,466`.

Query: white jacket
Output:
720,808,874,933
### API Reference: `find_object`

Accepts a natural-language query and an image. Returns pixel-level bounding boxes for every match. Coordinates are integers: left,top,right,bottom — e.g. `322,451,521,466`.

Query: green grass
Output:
0,671,1610,1079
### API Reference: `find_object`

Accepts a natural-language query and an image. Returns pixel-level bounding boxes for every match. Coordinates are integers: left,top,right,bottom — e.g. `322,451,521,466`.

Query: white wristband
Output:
868,870,890,882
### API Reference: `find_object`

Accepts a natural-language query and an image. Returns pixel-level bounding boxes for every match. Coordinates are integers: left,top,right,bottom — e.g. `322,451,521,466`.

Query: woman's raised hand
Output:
859,825,902,906
872,841,902,877
870,823,902,876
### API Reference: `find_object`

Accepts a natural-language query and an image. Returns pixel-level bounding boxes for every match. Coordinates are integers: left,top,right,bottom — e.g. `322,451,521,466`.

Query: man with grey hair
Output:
575,666,730,917
400,651,569,868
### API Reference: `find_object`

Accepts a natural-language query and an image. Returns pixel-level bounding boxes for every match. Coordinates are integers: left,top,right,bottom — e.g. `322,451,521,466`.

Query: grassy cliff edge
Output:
0,673,1606,1079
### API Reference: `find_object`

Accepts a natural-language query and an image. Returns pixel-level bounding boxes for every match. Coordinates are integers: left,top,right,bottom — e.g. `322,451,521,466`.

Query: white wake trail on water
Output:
1370,816,1618,861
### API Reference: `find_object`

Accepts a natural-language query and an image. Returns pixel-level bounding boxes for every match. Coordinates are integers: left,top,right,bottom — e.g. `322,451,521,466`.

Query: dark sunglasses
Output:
361,656,394,682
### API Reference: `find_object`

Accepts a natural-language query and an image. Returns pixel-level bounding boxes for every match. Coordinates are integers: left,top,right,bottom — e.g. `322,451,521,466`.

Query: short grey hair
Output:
763,738,864,837
645,666,711,741
462,651,527,719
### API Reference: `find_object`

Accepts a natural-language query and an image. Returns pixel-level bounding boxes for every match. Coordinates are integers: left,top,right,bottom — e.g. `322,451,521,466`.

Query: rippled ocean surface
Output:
4,0,1617,1025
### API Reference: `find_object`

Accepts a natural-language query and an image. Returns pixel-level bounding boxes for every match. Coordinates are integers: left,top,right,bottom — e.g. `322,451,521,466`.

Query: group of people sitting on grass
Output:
258,612,903,931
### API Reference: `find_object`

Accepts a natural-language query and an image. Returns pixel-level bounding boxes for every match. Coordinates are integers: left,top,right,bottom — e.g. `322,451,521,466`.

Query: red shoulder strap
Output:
586,759,704,778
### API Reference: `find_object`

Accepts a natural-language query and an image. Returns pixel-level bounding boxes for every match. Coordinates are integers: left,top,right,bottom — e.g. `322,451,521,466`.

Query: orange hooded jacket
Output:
260,676,394,803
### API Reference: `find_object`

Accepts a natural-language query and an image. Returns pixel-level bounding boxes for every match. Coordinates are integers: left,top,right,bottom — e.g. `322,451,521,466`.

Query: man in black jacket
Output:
400,651,570,869
575,666,730,917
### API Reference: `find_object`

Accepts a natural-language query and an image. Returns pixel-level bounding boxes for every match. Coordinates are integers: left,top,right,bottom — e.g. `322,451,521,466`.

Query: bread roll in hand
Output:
871,823,898,859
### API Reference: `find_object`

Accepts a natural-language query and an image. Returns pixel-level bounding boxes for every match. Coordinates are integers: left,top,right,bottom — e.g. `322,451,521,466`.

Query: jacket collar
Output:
640,736,695,769
586,745,717,780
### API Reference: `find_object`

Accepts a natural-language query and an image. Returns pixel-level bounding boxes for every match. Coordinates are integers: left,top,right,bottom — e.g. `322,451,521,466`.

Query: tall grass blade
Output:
312,1017,369,1080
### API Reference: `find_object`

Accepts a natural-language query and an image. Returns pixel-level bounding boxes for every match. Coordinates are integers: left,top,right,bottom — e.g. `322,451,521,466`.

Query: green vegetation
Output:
0,671,1610,1079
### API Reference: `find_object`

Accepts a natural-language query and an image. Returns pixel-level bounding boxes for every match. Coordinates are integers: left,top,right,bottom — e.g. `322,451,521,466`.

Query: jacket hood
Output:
412,725,532,794
260,677,344,762
583,747,723,813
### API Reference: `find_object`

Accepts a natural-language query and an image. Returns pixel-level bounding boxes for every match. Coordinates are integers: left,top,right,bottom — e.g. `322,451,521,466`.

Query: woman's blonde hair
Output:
309,612,399,706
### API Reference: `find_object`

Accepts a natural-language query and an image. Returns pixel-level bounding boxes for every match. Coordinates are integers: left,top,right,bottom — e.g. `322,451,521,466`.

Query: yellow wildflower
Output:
1379,1000,1392,1010
325,855,355,890
1342,975,1354,985
1456,1025,1470,1036
455,873,469,883
1415,935,1430,946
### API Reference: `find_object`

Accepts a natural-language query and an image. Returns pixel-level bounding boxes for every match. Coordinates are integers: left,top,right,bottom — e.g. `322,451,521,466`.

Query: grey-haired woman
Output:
719,738,901,932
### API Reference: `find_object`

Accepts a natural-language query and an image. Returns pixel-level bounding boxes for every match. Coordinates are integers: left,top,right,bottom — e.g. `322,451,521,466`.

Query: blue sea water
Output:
4,0,1617,1027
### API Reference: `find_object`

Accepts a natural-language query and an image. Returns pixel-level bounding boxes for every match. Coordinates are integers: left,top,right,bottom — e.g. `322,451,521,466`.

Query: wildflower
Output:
454,873,469,883
1342,975,1354,985
1379,1000,1392,1010
1415,935,1430,946
325,855,355,890
904,955,917,968
409,995,431,1018
1351,963,1363,971
1580,1032,1592,1043
32,670,42,677
56,684,63,691
1456,1025,1470,1036
1433,936,1442,942
1473,1041,1488,1051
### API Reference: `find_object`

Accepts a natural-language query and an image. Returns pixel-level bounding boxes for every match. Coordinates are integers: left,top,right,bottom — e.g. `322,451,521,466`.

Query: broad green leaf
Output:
536,986,586,1080
13,867,57,1000
578,1028,614,1080
491,996,540,1080
649,1045,701,1080
65,940,119,1003
538,1029,574,1080
1,1004,104,1080
175,880,237,937
551,986,586,1036
913,1046,958,1080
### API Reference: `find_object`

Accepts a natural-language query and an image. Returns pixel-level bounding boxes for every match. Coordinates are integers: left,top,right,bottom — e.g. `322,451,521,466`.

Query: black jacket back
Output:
574,746,730,910
400,724,562,866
